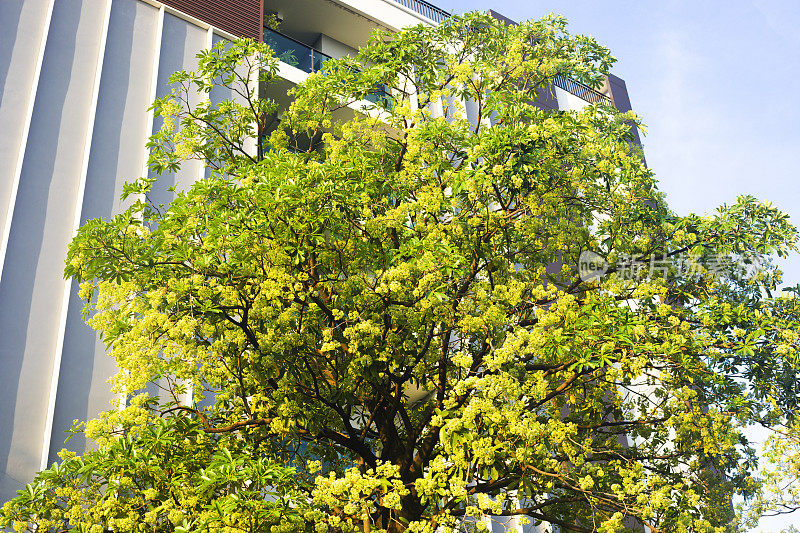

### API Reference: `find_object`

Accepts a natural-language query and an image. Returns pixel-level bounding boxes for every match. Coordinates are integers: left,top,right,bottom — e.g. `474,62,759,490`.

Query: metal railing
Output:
263,26,331,74
262,28,614,110
553,75,611,105
390,0,450,23
363,83,393,105
264,27,395,105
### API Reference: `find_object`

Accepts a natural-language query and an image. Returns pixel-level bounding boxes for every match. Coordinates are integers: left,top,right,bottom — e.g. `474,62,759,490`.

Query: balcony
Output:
390,0,450,23
263,26,331,74
261,28,610,111
264,26,393,106
553,75,611,106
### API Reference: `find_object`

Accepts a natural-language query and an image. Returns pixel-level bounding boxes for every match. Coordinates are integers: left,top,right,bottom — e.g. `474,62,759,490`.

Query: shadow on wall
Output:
143,11,207,402
0,0,24,108
47,0,141,464
0,0,81,503
147,11,205,204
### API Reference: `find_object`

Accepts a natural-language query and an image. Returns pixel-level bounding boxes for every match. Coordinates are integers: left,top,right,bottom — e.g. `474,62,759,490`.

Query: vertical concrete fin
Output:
40,0,115,472
141,5,166,182
111,4,166,417
196,26,214,183
0,0,56,288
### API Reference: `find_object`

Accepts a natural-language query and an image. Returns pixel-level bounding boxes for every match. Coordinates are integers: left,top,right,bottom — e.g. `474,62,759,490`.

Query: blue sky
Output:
431,0,800,529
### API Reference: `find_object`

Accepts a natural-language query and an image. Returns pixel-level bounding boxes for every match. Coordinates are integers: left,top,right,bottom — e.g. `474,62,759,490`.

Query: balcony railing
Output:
264,26,394,106
262,29,610,111
263,26,331,74
363,84,392,105
553,75,611,106
390,0,450,23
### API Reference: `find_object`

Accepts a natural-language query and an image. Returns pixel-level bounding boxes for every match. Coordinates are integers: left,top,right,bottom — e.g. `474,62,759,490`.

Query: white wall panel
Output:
41,0,114,472
0,0,109,503
47,0,161,465
0,0,218,503
0,0,52,271
147,11,207,204
555,85,590,112
201,32,232,180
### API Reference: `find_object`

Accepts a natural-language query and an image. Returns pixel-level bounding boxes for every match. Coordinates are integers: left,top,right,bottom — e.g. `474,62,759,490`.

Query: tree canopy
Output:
3,11,800,533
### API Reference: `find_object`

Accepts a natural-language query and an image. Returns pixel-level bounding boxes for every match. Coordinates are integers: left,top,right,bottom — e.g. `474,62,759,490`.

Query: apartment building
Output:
0,0,638,510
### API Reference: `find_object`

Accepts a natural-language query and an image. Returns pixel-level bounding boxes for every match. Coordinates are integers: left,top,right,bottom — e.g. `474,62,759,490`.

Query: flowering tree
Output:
3,12,800,533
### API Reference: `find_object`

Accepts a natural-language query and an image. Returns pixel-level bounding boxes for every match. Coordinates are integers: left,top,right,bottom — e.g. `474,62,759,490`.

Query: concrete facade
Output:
0,0,637,519
0,0,247,503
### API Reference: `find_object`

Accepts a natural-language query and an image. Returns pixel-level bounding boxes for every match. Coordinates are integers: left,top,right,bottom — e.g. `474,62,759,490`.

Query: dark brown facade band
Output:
160,0,263,40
